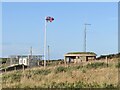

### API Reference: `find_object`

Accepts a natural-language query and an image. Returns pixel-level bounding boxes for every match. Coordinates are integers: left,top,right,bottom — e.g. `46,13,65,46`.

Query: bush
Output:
55,66,67,73
103,83,117,88
74,65,83,69
2,74,11,81
47,81,101,88
82,69,86,73
116,62,120,68
32,69,51,75
86,62,107,69
47,81,85,88
2,71,22,82
11,73,21,81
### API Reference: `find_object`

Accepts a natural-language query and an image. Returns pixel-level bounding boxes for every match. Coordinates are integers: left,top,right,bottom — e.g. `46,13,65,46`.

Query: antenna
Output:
30,46,32,56
84,23,91,52
30,46,33,60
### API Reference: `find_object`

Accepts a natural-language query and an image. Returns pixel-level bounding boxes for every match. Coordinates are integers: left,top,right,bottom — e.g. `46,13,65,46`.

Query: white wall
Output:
19,57,28,66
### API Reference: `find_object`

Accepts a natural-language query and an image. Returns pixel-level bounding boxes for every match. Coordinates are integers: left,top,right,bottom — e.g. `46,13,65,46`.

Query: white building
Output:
9,55,43,67
19,56,28,65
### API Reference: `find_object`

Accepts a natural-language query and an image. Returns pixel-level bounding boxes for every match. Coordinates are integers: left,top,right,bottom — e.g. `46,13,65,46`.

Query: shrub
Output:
2,74,11,82
10,72,22,82
86,62,107,69
116,62,120,68
32,69,51,75
82,69,86,73
74,81,85,88
74,65,83,69
55,66,67,73
2,71,22,82
103,83,117,88
47,81,85,88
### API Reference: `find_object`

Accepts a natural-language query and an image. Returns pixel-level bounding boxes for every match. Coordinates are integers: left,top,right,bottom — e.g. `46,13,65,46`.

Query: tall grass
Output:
2,59,118,88
86,62,108,69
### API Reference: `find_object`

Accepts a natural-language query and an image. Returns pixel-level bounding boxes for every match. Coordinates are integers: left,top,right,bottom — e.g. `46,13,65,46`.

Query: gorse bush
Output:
86,62,107,69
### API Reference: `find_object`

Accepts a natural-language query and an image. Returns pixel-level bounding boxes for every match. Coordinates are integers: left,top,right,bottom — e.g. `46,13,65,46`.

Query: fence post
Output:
106,56,108,67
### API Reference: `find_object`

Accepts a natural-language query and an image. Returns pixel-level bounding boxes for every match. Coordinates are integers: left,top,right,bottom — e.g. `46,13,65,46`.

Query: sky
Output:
2,2,118,59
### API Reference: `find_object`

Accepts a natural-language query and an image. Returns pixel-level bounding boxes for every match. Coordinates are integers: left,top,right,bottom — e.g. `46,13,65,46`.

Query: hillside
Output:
1,57,119,88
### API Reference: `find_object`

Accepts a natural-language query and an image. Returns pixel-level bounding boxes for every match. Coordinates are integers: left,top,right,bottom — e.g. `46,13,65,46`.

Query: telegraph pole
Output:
84,23,91,52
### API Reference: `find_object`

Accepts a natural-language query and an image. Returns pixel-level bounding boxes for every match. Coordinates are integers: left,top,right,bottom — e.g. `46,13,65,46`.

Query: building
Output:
9,55,43,67
64,52,97,64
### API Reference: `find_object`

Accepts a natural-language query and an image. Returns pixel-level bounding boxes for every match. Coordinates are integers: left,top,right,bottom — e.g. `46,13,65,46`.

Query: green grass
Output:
67,52,97,55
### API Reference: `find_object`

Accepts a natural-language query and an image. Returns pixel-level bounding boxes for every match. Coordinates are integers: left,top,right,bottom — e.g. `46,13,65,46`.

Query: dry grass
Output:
1,58,119,88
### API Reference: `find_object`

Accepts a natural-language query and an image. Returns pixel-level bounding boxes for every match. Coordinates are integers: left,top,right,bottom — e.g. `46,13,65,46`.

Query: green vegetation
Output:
55,66,68,73
103,83,117,88
2,58,118,88
31,69,51,75
86,62,108,69
46,81,101,88
67,52,97,55
97,53,120,60
2,71,22,83
81,69,86,73
0,58,10,63
116,62,120,68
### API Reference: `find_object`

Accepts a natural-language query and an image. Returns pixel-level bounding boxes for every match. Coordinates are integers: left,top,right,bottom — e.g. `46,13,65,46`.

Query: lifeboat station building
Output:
64,52,97,64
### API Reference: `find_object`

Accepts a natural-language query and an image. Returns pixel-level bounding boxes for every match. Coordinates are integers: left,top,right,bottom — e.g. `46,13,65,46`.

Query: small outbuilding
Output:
9,55,43,67
64,52,97,64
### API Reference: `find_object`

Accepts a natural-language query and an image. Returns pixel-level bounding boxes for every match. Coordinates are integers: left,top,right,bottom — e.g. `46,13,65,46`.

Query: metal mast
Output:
30,46,32,59
44,16,54,68
48,45,50,63
84,23,91,52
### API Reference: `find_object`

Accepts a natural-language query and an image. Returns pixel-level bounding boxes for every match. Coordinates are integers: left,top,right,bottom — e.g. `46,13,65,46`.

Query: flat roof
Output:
65,52,97,56
9,55,43,57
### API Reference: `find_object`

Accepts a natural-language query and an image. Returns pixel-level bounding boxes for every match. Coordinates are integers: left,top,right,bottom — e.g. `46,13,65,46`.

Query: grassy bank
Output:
2,58,119,88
